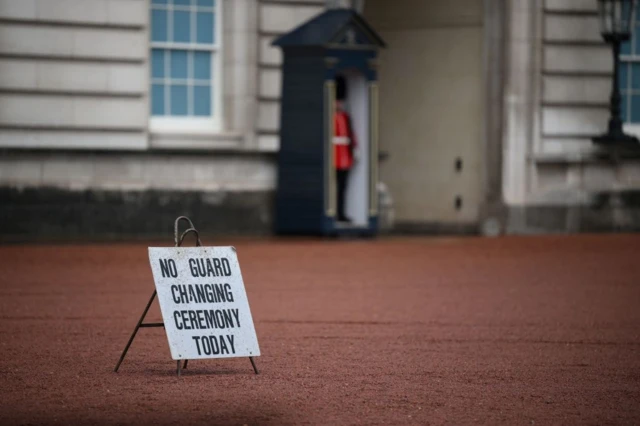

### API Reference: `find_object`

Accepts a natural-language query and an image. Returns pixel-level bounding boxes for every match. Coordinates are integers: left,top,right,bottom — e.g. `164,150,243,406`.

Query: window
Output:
620,7,640,127
150,0,221,132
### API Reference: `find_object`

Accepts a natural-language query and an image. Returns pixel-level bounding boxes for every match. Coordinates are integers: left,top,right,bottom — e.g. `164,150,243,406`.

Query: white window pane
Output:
173,10,191,43
170,50,188,79
152,84,165,115
193,85,211,116
196,12,214,44
151,9,168,42
152,49,165,79
170,85,188,115
193,51,211,80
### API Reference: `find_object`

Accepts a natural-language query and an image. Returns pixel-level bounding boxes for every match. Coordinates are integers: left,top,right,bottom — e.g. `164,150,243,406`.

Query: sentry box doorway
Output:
273,8,385,236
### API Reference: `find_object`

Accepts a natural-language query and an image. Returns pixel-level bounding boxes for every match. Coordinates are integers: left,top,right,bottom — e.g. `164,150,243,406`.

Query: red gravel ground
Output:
0,234,639,425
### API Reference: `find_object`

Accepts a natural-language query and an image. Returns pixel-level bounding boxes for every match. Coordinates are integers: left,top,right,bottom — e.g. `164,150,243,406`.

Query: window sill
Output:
530,152,603,164
149,130,244,151
530,149,640,164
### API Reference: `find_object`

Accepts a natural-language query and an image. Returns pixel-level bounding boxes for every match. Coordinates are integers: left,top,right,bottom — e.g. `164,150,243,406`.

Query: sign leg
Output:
114,290,158,372
183,360,188,369
177,360,182,376
249,357,259,374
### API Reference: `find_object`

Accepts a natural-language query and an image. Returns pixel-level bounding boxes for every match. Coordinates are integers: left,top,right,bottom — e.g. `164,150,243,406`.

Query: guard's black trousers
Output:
337,169,349,221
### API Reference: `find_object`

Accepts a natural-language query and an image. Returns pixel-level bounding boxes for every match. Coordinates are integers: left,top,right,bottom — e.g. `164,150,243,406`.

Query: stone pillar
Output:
480,0,508,236
502,0,539,207
222,0,259,146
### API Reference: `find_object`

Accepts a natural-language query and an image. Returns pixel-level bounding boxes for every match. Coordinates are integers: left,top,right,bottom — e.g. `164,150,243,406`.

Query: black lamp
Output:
593,0,640,148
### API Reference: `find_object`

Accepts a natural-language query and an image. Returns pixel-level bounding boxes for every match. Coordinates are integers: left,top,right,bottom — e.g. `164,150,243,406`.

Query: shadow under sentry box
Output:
114,216,260,376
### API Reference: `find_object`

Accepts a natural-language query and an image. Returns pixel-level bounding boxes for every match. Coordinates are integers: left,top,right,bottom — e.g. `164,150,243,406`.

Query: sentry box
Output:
273,8,385,236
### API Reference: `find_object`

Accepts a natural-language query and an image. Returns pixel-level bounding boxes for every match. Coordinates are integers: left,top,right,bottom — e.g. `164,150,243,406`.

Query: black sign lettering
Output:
205,259,216,276
171,285,180,304
215,310,226,329
201,335,211,355
221,258,232,276
227,335,235,354
181,311,191,330
159,258,178,278
204,309,217,329
224,283,234,302
192,336,202,355
174,311,183,330
231,309,240,327
188,258,198,277
212,258,223,276
188,310,198,328
178,285,188,303
204,284,214,302
215,284,226,302
186,258,232,277
209,335,220,354
219,335,229,354
196,310,206,329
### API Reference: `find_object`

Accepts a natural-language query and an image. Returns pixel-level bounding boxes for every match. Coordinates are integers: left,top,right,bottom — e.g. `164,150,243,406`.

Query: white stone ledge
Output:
0,23,146,61
256,134,280,152
0,58,145,94
0,0,147,27
531,149,640,166
542,106,609,136
544,0,597,12
0,152,277,192
530,151,602,164
542,75,610,104
0,94,147,128
149,131,244,151
530,167,640,203
0,129,147,150
544,14,600,42
544,45,611,73
539,137,597,155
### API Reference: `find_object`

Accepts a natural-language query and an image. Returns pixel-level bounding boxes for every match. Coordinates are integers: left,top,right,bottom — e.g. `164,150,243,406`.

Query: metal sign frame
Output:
114,216,259,376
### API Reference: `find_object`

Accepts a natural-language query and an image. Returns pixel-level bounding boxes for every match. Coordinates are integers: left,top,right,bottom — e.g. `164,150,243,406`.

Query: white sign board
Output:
148,246,260,360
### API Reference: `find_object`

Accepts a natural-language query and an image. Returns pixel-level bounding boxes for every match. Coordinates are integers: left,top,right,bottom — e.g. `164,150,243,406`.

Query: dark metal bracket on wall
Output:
113,216,259,377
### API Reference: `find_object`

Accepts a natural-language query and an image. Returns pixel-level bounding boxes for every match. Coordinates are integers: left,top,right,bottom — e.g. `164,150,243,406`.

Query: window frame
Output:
619,55,640,136
149,0,223,134
619,5,640,135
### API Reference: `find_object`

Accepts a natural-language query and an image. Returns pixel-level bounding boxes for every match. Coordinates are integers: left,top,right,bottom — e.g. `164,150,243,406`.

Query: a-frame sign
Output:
114,217,260,376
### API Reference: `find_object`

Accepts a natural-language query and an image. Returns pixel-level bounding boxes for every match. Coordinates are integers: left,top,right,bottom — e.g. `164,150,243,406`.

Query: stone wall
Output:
503,0,640,233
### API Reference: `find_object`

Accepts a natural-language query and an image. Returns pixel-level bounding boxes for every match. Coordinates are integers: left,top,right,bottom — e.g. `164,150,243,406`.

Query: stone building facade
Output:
501,0,640,232
0,0,638,239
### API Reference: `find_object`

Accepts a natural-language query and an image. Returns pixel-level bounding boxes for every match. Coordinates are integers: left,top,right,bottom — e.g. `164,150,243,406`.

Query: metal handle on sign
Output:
174,216,197,246
178,228,202,247
174,216,201,247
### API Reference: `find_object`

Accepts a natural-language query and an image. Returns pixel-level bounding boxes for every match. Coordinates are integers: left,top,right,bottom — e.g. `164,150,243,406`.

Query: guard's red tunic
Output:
333,110,356,170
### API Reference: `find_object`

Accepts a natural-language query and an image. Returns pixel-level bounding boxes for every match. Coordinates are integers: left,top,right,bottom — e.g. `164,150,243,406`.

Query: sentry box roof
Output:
272,8,386,49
